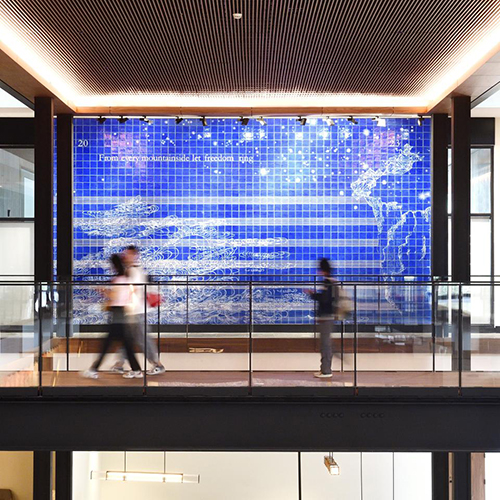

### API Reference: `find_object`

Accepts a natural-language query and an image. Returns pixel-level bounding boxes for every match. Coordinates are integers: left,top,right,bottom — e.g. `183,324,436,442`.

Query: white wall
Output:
0,222,34,277
74,451,431,500
0,451,33,500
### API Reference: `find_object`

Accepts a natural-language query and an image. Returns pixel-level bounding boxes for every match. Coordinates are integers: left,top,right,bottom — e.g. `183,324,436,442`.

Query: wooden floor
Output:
3,370,500,389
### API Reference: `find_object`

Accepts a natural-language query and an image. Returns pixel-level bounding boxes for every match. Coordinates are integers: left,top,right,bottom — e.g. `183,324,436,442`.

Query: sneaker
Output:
146,365,166,376
314,372,333,378
110,365,125,374
123,370,143,379
82,369,99,379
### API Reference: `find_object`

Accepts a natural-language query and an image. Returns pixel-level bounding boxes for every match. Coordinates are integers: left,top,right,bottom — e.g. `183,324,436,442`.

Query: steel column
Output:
34,97,54,282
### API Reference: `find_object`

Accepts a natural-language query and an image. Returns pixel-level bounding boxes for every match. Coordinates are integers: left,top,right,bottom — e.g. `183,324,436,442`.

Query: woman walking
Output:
83,254,142,379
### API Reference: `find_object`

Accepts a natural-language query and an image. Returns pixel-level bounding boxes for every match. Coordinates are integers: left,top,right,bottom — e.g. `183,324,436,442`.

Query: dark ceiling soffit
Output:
0,79,34,110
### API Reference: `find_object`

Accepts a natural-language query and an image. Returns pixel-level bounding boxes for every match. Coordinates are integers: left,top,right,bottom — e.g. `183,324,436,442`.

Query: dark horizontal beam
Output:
0,118,34,146
1,399,500,451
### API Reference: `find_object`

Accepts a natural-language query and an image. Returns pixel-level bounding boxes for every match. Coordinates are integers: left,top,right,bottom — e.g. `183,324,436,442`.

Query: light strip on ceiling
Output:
426,18,500,109
90,470,200,483
0,11,77,106
72,93,428,109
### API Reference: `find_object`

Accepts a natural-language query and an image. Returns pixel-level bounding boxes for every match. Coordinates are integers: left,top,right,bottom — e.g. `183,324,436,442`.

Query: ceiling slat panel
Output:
1,0,500,97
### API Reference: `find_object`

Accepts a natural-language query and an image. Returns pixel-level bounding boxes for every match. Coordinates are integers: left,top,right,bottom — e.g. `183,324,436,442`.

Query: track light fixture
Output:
239,117,250,126
347,116,358,125
175,117,184,124
118,116,129,124
325,117,335,126
324,453,340,475
200,116,208,127
140,116,152,125
256,116,267,126
417,115,425,126
297,116,307,126
97,116,106,124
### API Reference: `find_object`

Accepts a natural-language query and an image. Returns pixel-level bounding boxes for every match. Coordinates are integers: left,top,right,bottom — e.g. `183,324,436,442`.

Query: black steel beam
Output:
55,451,72,500
34,97,54,282
451,96,471,282
432,452,449,500
33,451,52,500
452,452,471,500
0,399,500,452
56,114,73,281
0,118,34,146
431,114,449,278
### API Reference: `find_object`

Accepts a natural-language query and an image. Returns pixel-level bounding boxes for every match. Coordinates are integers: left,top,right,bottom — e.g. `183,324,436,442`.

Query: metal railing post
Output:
354,284,358,393
248,279,253,394
185,276,189,343
37,282,43,395
66,282,70,372
157,281,161,363
458,284,463,395
432,282,436,373
143,283,147,395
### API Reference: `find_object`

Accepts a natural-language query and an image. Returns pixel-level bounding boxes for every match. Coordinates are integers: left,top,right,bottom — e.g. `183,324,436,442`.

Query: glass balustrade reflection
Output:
0,282,37,389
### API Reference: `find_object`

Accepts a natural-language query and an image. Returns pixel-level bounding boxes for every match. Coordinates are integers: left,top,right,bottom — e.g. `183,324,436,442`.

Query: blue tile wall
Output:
71,117,431,324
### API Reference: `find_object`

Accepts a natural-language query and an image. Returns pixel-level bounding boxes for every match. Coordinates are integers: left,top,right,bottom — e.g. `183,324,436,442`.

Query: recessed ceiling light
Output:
233,13,242,19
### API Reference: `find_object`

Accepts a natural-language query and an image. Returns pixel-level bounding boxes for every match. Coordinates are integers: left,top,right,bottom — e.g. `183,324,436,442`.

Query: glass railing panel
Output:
356,283,458,388
250,282,355,389
46,282,149,388
461,283,500,388
148,281,250,389
0,282,37,388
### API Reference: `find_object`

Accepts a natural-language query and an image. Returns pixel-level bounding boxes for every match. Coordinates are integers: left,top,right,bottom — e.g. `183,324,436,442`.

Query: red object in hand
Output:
147,292,162,308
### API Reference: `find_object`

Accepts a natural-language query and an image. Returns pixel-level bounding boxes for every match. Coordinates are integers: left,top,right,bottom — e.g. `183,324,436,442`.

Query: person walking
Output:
304,258,338,379
83,254,142,379
111,245,165,375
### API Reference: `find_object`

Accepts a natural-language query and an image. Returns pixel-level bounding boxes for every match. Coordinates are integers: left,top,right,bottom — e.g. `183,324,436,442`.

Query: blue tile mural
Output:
72,117,431,324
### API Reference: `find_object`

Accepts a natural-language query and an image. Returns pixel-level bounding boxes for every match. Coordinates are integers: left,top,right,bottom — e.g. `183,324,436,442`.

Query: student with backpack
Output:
304,258,338,378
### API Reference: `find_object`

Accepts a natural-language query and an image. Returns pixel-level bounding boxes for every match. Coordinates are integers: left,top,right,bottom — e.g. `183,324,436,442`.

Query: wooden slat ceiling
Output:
1,0,500,108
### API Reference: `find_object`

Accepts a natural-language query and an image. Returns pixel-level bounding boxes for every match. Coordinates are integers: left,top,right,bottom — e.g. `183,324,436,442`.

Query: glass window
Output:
447,148,492,214
471,148,491,213
0,148,34,218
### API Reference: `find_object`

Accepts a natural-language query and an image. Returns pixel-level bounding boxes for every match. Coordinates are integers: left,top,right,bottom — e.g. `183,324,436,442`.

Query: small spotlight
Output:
239,117,250,126
347,116,358,125
175,117,184,124
97,116,106,124
417,115,425,126
325,117,335,126
118,116,129,124
200,116,208,127
297,116,307,126
324,455,340,475
140,116,152,125
372,116,379,123
256,116,267,126
233,12,242,19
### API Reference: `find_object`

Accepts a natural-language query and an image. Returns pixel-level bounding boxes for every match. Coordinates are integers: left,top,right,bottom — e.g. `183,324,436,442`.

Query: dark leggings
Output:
92,307,141,372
